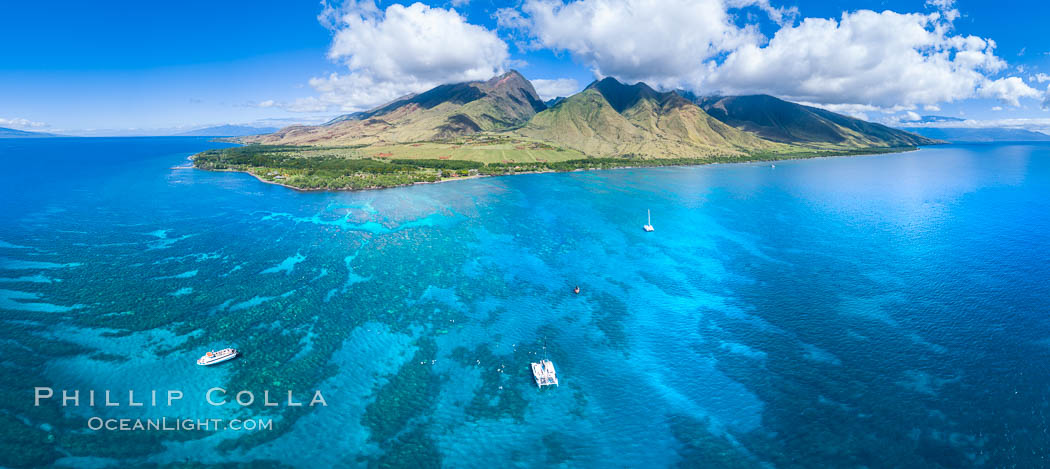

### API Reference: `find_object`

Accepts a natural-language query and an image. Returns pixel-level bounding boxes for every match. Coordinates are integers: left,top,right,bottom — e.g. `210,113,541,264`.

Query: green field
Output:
192,137,917,191
223,135,588,163
366,136,587,164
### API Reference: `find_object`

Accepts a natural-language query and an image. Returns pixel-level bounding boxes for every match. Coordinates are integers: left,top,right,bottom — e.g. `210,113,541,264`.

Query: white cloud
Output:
294,97,337,113
504,0,764,89
902,111,922,121
991,106,1003,111
0,117,47,129
924,104,941,111
800,102,881,120
705,10,1041,108
1034,73,1050,83
247,96,339,113
251,116,333,126
726,0,798,26
530,78,581,100
504,1,1043,112
977,76,1042,107
494,7,531,46
924,0,959,21
306,1,509,111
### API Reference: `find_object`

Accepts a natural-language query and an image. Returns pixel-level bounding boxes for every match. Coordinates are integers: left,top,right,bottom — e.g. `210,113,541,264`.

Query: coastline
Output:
216,167,491,192
193,145,923,193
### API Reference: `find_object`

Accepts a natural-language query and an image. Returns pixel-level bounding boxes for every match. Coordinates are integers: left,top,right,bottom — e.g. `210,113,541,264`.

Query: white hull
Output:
197,348,239,366
531,359,558,387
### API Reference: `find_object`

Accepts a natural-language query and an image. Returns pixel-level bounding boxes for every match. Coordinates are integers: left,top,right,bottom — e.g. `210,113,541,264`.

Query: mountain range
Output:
241,70,938,157
247,71,545,145
697,95,934,148
0,127,60,138
175,125,279,137
901,126,1050,143
518,78,782,157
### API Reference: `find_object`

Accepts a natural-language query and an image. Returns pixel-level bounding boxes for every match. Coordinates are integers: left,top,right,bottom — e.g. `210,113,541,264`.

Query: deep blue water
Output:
1,137,1049,468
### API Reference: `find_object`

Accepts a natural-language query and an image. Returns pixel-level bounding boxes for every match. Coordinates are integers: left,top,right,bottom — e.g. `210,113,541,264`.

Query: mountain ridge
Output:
175,125,279,137
901,126,1050,142
195,73,937,191
0,127,61,138
519,78,784,157
239,72,936,158
245,70,546,145
697,95,939,148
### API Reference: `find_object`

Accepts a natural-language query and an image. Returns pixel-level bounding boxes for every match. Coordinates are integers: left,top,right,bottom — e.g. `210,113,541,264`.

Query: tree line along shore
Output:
192,143,916,192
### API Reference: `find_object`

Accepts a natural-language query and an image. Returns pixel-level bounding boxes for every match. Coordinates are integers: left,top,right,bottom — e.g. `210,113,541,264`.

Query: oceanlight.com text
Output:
86,417,274,432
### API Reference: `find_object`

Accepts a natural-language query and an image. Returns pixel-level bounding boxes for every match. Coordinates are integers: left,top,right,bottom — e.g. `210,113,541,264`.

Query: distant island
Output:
0,127,61,138
192,71,939,191
900,126,1050,143
175,124,279,137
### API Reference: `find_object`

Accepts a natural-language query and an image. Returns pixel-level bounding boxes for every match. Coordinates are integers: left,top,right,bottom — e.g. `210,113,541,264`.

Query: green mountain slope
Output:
237,73,937,162
518,78,786,158
697,95,939,148
245,70,546,145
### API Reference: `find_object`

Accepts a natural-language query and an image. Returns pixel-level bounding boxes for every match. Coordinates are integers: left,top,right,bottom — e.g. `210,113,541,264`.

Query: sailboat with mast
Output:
643,209,654,232
530,338,558,388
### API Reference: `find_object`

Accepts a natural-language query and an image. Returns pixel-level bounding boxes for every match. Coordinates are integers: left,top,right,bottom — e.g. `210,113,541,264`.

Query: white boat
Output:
531,359,559,387
197,348,239,366
643,209,654,232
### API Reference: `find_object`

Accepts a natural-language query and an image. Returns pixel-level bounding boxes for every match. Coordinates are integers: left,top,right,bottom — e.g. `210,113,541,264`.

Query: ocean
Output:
1,137,1049,468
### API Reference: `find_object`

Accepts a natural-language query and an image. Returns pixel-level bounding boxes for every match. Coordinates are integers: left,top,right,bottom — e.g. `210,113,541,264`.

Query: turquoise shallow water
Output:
1,137,1050,467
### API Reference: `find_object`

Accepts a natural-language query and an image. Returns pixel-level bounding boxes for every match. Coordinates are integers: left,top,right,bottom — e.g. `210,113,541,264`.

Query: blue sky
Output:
2,0,1048,135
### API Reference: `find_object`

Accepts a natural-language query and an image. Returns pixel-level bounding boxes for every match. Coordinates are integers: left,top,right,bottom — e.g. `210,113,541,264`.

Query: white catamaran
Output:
531,338,559,388
197,348,239,366
531,359,558,387
643,209,654,232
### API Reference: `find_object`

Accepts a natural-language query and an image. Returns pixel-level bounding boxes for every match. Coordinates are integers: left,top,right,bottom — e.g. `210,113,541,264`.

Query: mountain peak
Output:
586,76,662,113
503,69,527,80
485,69,528,89
245,70,939,153
249,70,548,144
590,76,622,86
481,69,545,113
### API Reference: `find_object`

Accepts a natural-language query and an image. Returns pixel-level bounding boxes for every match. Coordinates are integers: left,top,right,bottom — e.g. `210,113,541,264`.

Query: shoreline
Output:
231,168,491,192
193,146,923,193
